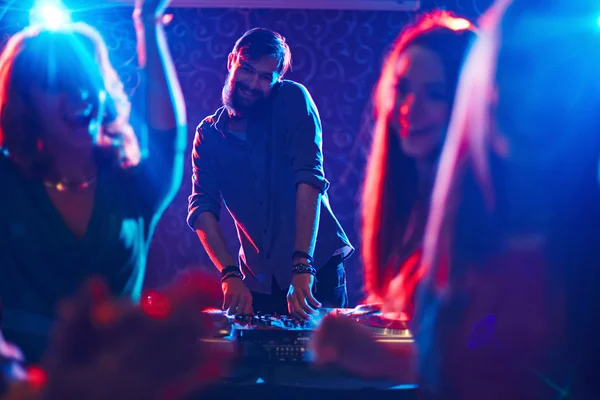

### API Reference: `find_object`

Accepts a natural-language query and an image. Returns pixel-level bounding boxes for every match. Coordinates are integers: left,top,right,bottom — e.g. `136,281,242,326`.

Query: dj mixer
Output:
231,314,315,363
205,305,413,364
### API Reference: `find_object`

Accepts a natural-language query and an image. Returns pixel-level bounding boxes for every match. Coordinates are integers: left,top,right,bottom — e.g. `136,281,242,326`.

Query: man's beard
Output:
222,76,266,116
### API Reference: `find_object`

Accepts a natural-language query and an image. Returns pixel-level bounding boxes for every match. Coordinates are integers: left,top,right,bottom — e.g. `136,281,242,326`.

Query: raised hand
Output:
135,0,170,17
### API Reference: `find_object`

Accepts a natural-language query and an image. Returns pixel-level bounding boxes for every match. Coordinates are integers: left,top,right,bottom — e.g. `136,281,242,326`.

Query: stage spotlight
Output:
29,1,71,29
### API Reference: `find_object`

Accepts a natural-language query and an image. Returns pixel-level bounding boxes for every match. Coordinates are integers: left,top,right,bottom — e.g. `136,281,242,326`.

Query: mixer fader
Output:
232,313,317,363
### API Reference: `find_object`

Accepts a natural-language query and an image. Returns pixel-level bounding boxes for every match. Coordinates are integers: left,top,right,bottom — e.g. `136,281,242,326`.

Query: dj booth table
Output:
200,383,418,400
198,367,418,399
193,355,418,399
193,308,418,399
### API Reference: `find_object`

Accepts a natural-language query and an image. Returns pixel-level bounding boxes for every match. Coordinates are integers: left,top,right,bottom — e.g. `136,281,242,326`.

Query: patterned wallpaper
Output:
0,0,494,304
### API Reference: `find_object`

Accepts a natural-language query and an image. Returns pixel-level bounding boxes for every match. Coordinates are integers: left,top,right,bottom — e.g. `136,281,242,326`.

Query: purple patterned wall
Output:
0,0,493,304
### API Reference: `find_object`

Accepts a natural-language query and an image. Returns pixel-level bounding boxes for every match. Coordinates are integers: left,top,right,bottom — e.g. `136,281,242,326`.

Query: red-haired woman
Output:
312,11,476,381
362,10,476,319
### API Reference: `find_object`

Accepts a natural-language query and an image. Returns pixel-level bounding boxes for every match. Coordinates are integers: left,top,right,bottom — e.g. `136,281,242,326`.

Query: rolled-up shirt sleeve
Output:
187,124,221,229
284,83,330,194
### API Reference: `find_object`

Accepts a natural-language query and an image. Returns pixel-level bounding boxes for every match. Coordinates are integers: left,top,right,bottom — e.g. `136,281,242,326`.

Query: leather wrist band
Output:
292,251,314,264
221,265,244,282
221,271,244,282
292,263,317,276
221,265,240,276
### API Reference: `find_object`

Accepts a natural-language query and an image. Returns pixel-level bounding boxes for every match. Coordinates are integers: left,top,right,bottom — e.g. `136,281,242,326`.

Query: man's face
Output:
222,52,280,115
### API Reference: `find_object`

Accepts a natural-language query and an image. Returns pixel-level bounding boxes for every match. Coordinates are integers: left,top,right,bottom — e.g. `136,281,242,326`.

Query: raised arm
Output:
132,0,187,214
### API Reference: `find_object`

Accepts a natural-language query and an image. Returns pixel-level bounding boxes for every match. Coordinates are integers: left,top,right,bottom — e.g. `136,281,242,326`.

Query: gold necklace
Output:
43,176,97,192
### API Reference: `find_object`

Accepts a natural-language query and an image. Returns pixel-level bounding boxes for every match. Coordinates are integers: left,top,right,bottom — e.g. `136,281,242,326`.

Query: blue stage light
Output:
29,1,71,29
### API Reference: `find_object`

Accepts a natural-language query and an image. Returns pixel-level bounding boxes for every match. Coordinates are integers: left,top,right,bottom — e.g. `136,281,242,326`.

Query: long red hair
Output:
362,11,476,301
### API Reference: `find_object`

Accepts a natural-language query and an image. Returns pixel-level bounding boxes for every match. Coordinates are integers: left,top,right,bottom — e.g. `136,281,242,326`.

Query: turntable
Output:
332,304,413,344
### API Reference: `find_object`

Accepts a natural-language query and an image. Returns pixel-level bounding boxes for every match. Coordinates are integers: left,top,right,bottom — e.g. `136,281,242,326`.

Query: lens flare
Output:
29,1,71,29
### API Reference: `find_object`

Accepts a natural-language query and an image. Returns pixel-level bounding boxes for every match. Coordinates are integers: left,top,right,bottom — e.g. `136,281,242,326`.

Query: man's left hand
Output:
287,274,321,319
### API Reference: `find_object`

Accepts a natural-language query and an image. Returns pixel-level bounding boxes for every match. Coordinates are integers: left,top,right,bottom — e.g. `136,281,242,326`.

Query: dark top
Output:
187,80,353,294
0,127,184,362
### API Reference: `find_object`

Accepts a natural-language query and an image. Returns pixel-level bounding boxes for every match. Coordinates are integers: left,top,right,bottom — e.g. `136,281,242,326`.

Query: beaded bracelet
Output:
292,263,317,276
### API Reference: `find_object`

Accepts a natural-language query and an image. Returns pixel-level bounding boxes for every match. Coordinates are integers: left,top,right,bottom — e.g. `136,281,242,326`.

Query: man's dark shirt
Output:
187,80,353,294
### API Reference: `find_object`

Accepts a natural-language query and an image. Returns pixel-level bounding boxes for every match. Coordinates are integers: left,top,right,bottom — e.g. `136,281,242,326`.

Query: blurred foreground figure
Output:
1,271,231,400
0,0,186,361
415,0,600,398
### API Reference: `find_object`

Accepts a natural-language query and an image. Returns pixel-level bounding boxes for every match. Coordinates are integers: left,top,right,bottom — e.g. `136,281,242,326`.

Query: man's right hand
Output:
221,278,253,316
